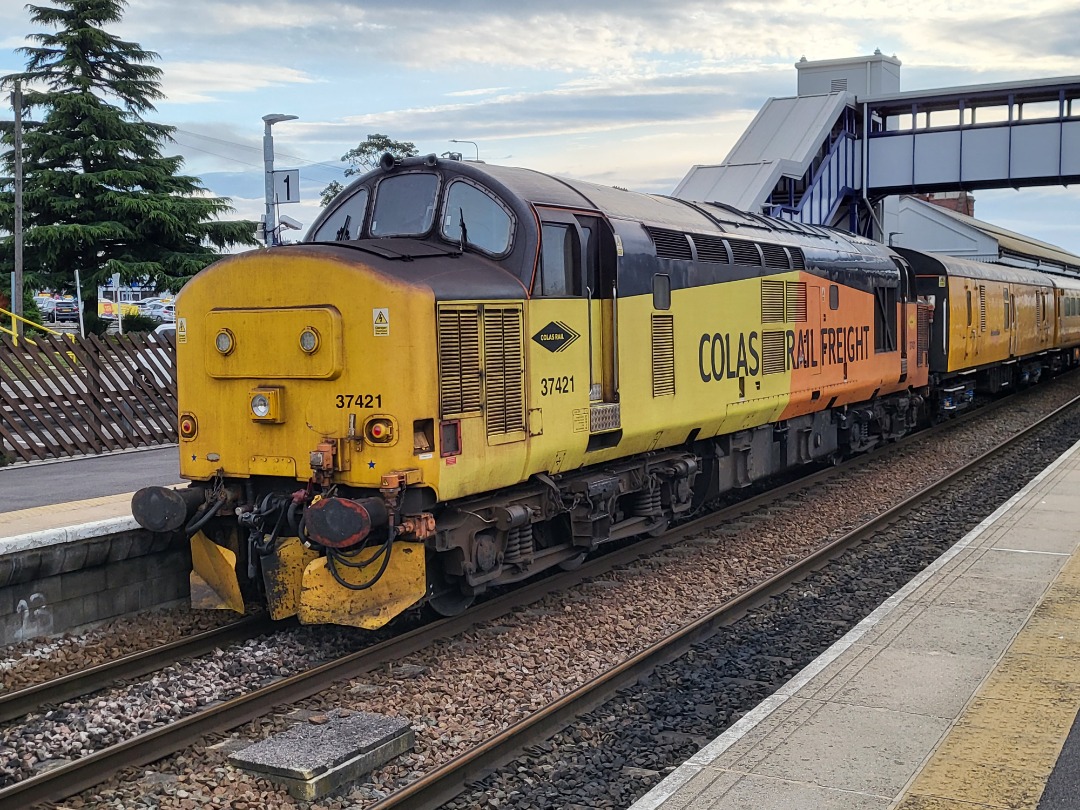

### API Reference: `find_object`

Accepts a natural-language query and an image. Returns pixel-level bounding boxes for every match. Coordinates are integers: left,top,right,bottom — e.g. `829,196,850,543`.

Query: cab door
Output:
524,208,621,473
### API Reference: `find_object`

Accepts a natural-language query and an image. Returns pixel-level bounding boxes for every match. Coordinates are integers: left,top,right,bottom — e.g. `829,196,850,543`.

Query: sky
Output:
2,0,1078,253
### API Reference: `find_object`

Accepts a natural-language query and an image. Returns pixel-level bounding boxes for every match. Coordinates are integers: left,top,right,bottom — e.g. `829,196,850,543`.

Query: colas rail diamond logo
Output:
531,321,581,353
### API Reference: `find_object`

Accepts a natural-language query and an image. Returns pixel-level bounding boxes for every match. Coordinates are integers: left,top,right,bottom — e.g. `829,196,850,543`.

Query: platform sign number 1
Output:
273,169,300,204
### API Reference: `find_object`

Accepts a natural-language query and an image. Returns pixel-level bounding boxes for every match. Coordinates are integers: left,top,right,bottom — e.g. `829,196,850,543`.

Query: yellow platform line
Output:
894,551,1080,810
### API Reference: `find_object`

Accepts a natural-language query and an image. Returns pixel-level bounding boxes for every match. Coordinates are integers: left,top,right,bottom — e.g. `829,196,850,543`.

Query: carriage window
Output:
311,188,368,241
441,180,514,255
540,224,577,296
371,173,438,236
966,290,972,326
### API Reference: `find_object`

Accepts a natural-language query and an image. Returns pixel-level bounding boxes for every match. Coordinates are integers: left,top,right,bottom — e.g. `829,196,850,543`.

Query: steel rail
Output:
1,382,1076,810
0,616,276,725
366,390,1080,810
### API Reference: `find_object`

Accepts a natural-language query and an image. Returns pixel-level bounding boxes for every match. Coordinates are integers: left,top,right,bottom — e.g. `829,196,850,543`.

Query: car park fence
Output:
0,330,177,464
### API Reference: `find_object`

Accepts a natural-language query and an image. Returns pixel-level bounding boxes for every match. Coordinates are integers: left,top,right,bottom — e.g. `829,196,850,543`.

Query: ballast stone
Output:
229,709,414,800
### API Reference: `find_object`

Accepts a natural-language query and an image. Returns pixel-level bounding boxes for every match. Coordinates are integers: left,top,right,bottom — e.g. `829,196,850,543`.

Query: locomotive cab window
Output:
371,172,439,237
311,188,368,242
440,180,514,255
540,223,578,296
536,211,610,298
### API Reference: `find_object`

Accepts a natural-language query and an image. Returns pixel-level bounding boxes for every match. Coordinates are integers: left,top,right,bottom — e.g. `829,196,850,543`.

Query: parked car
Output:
52,299,79,323
134,323,175,387
138,297,172,317
158,303,176,323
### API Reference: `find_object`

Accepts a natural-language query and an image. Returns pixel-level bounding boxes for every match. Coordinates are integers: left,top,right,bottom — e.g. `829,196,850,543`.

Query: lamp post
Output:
449,139,479,161
262,113,298,246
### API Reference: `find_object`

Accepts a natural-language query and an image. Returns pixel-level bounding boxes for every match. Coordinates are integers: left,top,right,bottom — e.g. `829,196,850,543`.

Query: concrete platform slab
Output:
230,710,414,800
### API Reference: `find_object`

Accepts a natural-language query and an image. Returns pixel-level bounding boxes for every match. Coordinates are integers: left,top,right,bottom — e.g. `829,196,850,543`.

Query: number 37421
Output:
540,376,574,396
335,394,382,409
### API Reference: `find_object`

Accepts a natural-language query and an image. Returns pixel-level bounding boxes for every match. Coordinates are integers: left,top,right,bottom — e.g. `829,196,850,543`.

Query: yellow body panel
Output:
189,531,244,613
298,541,426,629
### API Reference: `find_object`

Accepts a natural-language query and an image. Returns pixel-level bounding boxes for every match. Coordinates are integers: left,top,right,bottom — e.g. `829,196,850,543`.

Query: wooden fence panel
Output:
0,331,177,464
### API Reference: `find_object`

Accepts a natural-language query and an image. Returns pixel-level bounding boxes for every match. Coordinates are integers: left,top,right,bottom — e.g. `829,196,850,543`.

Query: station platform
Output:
630,441,1080,810
0,445,181,541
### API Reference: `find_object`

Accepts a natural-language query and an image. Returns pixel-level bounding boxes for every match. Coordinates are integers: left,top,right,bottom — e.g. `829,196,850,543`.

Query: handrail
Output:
768,131,857,224
0,306,74,347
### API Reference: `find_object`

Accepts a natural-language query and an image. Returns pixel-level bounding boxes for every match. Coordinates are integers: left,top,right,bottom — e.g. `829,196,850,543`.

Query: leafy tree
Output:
319,133,418,206
0,0,256,314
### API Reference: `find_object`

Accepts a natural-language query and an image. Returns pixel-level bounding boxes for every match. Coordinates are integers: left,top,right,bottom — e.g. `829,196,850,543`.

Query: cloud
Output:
160,62,318,103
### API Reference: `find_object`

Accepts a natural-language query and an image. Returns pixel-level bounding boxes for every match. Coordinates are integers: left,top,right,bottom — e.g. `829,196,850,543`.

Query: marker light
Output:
299,327,320,353
215,329,235,355
365,417,394,443
179,412,198,440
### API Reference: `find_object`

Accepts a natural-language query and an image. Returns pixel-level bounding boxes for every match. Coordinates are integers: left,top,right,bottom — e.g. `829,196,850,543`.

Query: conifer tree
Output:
0,0,256,309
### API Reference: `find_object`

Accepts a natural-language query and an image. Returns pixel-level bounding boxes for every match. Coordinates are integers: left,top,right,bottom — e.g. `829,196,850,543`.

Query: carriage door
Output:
892,257,914,381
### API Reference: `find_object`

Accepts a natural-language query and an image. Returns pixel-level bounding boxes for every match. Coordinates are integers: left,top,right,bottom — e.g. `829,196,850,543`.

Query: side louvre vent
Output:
761,331,788,375
761,280,786,323
651,315,675,397
692,234,729,263
789,247,806,270
645,227,692,260
438,306,482,417
761,243,791,269
786,281,808,322
482,305,526,438
978,284,987,331
729,238,763,266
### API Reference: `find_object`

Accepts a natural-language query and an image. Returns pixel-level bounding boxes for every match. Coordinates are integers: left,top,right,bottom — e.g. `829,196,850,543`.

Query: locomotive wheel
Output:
559,552,587,571
427,559,475,617
429,586,474,618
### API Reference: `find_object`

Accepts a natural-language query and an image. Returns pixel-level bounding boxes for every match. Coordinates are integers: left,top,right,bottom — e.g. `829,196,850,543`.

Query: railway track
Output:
0,616,275,726
2,384,1077,810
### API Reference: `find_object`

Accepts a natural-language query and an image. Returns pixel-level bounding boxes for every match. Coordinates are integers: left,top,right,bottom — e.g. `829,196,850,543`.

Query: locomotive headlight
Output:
299,327,320,354
251,394,270,418
249,387,283,422
214,329,235,355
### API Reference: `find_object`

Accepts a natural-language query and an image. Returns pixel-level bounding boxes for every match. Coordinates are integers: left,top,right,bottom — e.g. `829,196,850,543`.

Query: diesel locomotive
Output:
130,155,1080,629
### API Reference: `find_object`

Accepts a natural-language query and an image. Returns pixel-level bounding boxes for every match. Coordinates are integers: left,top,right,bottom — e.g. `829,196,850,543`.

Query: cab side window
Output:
540,224,578,296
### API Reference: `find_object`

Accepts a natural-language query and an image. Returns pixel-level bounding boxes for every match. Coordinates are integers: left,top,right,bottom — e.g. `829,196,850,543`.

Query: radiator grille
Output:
482,306,526,437
692,234,729,263
729,238,763,266
789,247,806,270
645,227,692,260
651,315,675,397
438,306,482,417
761,330,788,375
786,281,808,323
761,280,786,323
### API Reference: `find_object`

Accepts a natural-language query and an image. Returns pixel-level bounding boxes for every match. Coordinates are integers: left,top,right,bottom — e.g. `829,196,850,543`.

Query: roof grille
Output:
729,238,763,267
692,234,729,263
645,227,692,261
789,248,806,270
761,243,791,269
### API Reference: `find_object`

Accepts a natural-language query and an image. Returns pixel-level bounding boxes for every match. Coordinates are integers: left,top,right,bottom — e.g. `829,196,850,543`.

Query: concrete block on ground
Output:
230,709,414,800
